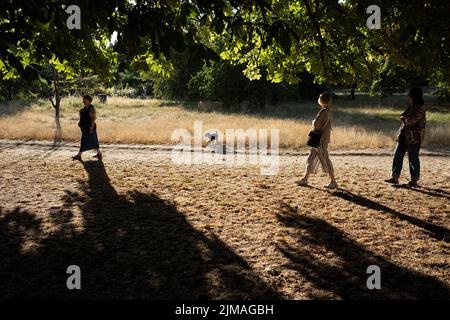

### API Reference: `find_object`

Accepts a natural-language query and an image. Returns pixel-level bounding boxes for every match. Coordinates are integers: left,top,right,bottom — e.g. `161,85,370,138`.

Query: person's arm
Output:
403,105,425,127
312,109,328,131
89,107,96,134
399,106,409,122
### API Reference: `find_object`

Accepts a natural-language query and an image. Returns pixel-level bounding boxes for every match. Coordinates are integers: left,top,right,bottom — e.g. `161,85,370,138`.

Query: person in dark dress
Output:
385,88,426,187
72,95,102,161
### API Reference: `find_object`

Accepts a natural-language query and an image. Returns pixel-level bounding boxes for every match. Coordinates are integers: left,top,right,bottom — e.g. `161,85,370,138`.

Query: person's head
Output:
318,92,332,108
82,95,93,106
407,88,424,106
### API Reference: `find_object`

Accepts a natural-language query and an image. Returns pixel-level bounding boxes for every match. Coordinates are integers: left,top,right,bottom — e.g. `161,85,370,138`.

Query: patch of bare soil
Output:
0,140,449,299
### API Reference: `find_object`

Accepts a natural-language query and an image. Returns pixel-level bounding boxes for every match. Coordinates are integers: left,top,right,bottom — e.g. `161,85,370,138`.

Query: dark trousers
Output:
392,137,421,181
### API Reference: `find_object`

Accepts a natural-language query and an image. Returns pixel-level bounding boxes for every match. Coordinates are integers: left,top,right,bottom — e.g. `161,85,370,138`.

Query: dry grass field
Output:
0,95,449,149
0,140,449,299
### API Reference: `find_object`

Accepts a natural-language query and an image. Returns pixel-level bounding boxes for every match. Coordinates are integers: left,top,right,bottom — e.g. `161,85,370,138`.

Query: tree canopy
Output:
1,0,449,90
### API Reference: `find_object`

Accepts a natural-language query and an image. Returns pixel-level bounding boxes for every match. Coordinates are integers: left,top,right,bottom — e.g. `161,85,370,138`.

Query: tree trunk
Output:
141,82,147,99
7,85,12,101
49,68,62,143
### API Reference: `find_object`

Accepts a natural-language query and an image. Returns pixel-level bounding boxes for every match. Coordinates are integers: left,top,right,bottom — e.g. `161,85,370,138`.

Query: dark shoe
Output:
384,177,399,184
71,155,82,161
93,153,103,160
325,181,338,190
407,180,419,188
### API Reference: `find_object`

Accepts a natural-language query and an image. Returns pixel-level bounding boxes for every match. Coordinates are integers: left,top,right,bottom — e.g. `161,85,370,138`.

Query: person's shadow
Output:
331,188,450,242
275,203,450,299
393,184,450,200
297,183,450,242
0,160,279,299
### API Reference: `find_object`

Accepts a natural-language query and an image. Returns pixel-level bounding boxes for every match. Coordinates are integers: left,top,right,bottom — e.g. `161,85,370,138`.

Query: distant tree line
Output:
1,0,449,110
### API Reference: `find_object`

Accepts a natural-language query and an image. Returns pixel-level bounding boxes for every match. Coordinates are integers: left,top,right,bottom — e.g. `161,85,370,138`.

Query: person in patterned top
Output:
385,88,426,187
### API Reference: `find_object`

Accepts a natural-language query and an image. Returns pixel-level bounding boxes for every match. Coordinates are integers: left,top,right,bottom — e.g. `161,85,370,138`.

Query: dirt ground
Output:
0,140,449,299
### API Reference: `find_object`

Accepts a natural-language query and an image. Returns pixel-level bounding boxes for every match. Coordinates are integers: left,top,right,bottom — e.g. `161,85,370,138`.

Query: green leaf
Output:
165,0,179,11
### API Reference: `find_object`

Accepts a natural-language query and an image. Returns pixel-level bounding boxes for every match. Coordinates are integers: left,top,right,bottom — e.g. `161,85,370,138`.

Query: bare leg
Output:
329,171,336,184
302,148,319,182
325,171,338,189
302,172,310,181
298,154,313,185
323,150,337,189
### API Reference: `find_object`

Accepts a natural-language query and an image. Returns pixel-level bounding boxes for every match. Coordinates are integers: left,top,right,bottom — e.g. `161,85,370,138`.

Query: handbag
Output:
307,130,322,147
306,111,331,148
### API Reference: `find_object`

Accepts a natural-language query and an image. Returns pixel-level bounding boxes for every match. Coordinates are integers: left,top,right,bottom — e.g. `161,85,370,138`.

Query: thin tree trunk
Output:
6,80,13,101
49,67,62,143
141,82,147,99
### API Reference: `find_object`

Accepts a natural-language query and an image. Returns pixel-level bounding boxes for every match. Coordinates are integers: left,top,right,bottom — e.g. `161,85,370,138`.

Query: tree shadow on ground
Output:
41,126,63,158
0,140,30,152
0,132,63,159
275,203,450,299
0,160,280,299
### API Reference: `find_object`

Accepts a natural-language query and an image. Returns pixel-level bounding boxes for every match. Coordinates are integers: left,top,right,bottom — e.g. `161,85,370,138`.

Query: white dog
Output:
204,131,219,144
204,130,228,154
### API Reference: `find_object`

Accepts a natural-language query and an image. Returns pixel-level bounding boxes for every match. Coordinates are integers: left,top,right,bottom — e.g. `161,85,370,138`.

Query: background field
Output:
1,95,449,150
